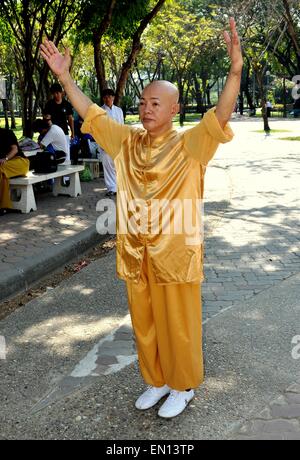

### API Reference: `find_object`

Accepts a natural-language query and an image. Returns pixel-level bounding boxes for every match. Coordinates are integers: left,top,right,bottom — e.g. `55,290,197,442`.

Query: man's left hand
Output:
224,17,243,75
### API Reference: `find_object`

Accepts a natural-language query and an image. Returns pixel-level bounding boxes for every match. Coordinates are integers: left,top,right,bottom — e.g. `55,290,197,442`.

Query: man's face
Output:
103,95,114,108
139,84,179,136
43,114,52,127
52,91,62,103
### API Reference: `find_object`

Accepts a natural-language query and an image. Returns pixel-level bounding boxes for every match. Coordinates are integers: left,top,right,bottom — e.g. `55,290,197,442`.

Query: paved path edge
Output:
0,222,113,302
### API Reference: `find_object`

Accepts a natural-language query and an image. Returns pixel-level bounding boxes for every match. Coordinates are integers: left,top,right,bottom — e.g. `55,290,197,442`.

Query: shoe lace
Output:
168,390,180,401
146,385,167,395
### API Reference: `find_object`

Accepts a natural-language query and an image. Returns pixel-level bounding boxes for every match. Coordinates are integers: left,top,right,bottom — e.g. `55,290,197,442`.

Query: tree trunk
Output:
244,85,255,113
93,34,107,98
2,100,9,129
257,72,270,133
115,43,143,105
239,92,244,115
283,77,287,118
8,99,16,129
115,0,166,105
206,87,211,107
201,78,208,109
5,75,17,129
178,80,185,127
243,61,255,112
193,75,203,114
92,1,117,99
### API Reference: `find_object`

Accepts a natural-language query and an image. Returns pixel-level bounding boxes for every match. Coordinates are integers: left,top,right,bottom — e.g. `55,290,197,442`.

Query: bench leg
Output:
11,184,37,214
53,172,82,198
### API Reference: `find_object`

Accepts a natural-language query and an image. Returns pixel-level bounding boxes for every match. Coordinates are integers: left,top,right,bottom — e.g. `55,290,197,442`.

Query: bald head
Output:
142,80,179,104
139,80,180,138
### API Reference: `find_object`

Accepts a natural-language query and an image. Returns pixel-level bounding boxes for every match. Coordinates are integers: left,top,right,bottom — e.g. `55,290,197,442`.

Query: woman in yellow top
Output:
0,128,30,213
41,18,243,418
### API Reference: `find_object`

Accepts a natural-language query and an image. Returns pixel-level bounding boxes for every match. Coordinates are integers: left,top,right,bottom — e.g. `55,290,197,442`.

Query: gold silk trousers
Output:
126,250,203,390
0,157,30,209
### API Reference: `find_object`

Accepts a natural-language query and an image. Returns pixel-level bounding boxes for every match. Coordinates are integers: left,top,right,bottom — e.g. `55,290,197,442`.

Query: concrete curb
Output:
0,223,112,302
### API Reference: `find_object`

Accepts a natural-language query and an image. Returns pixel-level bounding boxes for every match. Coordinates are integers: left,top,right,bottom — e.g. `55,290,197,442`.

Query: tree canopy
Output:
1,0,300,132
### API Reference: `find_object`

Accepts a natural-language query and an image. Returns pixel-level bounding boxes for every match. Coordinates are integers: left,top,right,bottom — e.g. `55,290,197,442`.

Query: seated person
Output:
32,117,68,165
0,128,30,213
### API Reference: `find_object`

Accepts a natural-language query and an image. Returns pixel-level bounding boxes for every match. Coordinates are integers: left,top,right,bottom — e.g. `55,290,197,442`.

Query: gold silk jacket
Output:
82,104,234,284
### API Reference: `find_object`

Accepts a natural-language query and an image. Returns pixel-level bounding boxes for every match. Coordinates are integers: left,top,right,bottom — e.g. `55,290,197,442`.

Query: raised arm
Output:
40,40,93,119
215,18,243,128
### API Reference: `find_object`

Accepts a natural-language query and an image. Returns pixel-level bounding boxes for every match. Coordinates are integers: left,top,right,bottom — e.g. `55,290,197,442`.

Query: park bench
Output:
78,158,103,179
9,165,84,214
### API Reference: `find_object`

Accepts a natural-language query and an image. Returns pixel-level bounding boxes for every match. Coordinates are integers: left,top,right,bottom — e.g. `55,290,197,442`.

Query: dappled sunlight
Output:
263,263,278,272
14,314,127,357
72,284,91,292
0,232,18,242
21,223,49,231
61,229,76,236
55,216,87,229
205,376,238,392
80,288,95,296
238,310,265,321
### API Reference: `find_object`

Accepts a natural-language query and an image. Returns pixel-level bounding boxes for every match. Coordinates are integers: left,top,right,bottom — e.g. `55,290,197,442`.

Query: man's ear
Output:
172,103,180,116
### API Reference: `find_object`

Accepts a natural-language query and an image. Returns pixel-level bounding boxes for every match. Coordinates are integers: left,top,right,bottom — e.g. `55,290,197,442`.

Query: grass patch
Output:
252,129,292,133
278,136,300,141
0,117,24,140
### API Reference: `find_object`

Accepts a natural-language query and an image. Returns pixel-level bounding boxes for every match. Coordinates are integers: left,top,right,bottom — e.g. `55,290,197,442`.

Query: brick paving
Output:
232,379,300,440
0,178,107,277
202,119,300,321
202,119,300,439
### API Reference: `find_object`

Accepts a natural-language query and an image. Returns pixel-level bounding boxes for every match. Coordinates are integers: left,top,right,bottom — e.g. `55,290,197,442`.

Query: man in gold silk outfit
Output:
41,17,243,418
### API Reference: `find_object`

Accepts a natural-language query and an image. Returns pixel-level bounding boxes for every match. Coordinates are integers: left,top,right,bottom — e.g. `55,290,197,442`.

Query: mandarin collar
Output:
144,127,176,147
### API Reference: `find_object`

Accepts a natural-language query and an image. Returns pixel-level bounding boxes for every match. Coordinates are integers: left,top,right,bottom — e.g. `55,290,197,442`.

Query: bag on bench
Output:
34,150,58,174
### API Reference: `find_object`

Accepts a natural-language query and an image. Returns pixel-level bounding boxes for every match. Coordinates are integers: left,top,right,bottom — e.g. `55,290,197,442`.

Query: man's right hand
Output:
40,40,71,81
40,39,93,120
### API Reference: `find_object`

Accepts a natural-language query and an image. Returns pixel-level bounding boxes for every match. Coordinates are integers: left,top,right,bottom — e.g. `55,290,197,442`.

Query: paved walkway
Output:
0,177,108,299
1,117,300,439
203,118,300,320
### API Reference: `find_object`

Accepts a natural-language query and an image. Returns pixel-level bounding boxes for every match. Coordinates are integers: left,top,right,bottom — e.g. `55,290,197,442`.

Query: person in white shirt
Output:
32,116,68,164
100,88,124,197
266,100,273,118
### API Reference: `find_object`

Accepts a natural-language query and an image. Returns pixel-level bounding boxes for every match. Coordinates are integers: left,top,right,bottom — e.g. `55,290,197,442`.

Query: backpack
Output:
34,150,57,174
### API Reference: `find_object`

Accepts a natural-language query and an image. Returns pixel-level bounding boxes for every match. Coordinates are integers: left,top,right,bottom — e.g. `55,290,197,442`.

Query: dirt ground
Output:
0,238,116,321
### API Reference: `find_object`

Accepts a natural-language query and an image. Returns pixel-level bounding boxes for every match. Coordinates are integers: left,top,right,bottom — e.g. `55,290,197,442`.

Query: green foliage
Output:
77,0,151,44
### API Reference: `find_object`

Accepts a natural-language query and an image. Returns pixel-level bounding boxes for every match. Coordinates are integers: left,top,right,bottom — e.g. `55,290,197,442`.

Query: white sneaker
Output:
158,389,194,418
135,385,170,410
